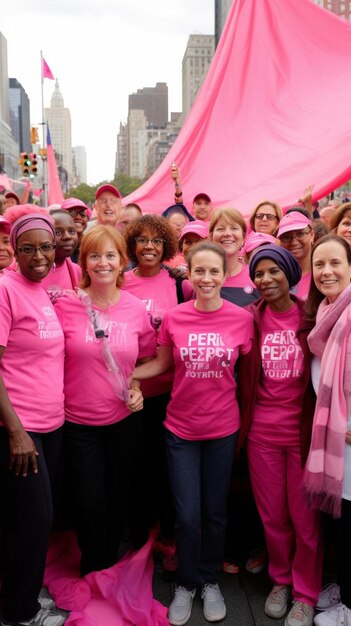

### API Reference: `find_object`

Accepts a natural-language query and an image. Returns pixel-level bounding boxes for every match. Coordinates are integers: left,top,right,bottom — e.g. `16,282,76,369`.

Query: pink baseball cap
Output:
5,191,20,204
243,232,276,255
95,184,122,200
179,220,209,241
61,197,89,212
193,192,211,204
0,215,11,234
277,212,311,238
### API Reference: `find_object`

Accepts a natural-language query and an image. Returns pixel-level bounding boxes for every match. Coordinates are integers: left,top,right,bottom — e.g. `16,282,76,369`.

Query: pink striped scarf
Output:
304,284,351,518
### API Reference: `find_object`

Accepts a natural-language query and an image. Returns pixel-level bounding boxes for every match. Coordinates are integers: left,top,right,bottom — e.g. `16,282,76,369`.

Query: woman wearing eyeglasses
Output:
0,205,66,626
249,201,282,236
277,212,315,301
123,215,193,560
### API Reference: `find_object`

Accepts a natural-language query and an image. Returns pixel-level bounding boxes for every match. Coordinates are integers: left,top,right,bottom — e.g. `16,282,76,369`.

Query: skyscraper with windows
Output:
9,78,30,153
45,79,73,188
182,34,215,119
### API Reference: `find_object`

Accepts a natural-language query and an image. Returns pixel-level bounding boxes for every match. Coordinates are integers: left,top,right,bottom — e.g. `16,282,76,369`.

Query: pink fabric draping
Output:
125,0,351,217
44,532,169,626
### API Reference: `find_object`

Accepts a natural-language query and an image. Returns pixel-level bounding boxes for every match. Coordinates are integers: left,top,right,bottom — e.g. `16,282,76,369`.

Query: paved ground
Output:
152,565,287,626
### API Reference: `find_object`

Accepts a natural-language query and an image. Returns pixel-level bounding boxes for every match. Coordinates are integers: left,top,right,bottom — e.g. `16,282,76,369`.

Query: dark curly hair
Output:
124,214,178,264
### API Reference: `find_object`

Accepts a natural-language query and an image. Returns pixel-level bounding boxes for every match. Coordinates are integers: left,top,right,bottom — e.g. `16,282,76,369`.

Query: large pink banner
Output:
125,0,351,217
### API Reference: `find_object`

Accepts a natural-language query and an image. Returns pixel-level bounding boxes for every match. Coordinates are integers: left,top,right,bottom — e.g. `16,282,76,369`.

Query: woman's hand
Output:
345,431,351,446
126,388,144,413
8,429,39,477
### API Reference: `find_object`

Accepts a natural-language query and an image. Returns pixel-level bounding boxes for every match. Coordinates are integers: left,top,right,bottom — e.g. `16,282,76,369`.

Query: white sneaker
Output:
168,586,196,626
39,587,56,611
285,602,314,626
1,607,68,626
201,583,226,622
314,604,351,626
265,585,290,619
316,585,341,612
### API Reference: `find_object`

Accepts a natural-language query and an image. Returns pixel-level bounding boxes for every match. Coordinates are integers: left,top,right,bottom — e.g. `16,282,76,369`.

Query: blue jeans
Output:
165,429,237,588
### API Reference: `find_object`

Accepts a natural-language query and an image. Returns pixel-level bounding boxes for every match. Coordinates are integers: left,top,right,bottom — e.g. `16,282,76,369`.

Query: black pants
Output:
338,498,351,608
129,393,174,543
0,427,62,623
64,414,142,576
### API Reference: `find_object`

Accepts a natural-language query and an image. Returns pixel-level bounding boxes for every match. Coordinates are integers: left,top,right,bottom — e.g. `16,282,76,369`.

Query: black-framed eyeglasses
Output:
16,243,56,256
279,228,311,244
255,213,278,221
67,208,87,218
134,237,165,247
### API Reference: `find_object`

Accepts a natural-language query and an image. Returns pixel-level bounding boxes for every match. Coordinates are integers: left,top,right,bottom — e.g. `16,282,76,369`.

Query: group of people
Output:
0,174,350,626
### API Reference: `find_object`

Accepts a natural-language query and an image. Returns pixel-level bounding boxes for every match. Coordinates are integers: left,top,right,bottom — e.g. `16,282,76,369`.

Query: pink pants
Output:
247,439,322,606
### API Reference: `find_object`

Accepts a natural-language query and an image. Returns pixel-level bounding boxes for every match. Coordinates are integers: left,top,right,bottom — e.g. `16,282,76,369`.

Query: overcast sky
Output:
1,0,214,184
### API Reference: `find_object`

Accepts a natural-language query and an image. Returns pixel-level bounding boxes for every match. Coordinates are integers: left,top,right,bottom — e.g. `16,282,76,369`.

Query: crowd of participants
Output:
0,171,351,626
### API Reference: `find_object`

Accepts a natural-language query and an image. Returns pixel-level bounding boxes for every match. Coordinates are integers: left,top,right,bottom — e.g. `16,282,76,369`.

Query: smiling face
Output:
66,208,88,237
336,209,351,246
312,239,351,303
135,227,164,276
86,239,122,289
253,258,291,311
253,204,279,235
0,229,14,270
181,232,203,257
15,229,55,282
53,213,78,264
189,249,225,309
279,227,314,264
211,217,244,257
95,191,122,226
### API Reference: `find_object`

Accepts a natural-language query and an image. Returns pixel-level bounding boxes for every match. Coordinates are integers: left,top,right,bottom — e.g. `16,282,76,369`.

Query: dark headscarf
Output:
249,244,302,288
162,204,195,222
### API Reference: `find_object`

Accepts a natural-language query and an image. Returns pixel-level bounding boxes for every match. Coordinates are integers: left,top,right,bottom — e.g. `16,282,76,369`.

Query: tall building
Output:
127,109,148,178
9,78,31,153
45,79,73,188
0,32,21,179
215,0,232,46
182,34,215,119
116,122,127,174
72,146,87,185
128,83,168,128
314,0,351,18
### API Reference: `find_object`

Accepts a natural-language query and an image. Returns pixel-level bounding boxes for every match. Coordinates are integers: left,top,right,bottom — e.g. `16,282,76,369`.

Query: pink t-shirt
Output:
158,299,254,440
123,268,193,397
55,290,155,426
40,258,82,294
249,303,304,446
0,272,64,432
220,264,259,307
290,272,311,301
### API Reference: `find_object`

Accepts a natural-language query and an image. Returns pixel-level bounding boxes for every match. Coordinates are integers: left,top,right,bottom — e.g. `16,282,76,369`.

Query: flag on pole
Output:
42,56,54,80
46,125,64,205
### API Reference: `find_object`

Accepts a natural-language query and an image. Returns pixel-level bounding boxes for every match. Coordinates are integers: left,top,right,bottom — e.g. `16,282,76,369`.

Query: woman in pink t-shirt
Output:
238,245,322,626
133,241,254,626
54,225,155,576
0,205,66,626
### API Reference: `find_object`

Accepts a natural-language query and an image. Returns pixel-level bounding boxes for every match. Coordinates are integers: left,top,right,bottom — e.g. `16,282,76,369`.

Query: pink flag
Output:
124,0,351,217
47,125,64,205
42,56,54,80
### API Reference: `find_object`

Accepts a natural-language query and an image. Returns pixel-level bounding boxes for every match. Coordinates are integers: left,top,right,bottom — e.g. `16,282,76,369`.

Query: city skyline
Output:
1,0,214,185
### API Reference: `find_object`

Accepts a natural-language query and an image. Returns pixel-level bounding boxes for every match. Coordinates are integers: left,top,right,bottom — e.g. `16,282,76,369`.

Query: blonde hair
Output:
79,225,128,288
